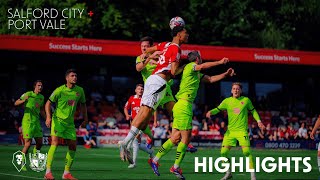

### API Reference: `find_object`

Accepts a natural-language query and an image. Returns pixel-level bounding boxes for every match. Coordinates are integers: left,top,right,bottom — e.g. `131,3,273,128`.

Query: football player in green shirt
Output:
206,82,265,180
44,69,88,180
149,51,235,179
14,80,45,171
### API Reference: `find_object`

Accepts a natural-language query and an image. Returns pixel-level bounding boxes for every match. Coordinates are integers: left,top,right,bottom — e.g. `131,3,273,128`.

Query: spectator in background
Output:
249,123,261,140
159,114,169,127
83,121,97,148
201,119,208,131
152,121,167,139
90,89,102,103
286,123,297,140
298,122,308,139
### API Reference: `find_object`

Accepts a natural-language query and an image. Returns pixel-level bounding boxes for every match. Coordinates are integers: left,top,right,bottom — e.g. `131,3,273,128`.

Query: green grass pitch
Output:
0,145,318,179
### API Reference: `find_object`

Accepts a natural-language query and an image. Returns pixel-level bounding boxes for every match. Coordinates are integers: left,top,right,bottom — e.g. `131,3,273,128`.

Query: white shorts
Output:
141,75,167,110
318,142,320,151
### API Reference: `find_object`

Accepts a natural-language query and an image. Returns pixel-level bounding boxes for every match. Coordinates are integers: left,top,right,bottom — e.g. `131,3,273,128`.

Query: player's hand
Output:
219,57,229,65
125,115,131,121
149,51,162,59
310,131,316,139
258,121,265,130
225,68,236,77
140,53,148,61
206,111,212,119
80,120,88,128
45,118,51,128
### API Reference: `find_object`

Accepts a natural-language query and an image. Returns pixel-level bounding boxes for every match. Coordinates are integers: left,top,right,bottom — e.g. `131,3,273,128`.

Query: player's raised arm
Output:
194,57,229,71
202,68,235,83
311,115,320,139
145,45,158,54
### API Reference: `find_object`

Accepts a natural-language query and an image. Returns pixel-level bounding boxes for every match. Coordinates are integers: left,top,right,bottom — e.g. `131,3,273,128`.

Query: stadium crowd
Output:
1,88,319,142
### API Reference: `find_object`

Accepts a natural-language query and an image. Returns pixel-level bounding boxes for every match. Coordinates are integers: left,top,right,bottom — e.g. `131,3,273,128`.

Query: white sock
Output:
139,142,153,157
63,170,69,175
127,139,133,150
123,126,139,145
46,168,51,174
251,171,256,178
173,164,179,169
318,156,320,172
153,156,159,162
132,138,139,165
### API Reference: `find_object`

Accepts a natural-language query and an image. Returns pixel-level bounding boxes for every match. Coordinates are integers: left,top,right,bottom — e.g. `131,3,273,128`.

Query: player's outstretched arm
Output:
202,68,235,83
310,115,320,139
145,45,158,54
249,102,265,130
194,57,229,71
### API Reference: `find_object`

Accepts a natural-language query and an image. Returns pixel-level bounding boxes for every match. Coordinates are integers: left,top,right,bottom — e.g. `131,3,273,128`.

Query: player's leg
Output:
220,130,235,180
21,119,32,154
120,75,166,161
238,132,255,180
21,137,31,171
45,135,59,180
170,129,191,179
62,124,78,179
33,121,43,154
63,139,77,179
129,134,140,168
170,100,193,179
45,118,61,180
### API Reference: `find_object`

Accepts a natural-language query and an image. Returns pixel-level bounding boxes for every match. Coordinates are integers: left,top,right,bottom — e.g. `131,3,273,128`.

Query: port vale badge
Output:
29,151,47,172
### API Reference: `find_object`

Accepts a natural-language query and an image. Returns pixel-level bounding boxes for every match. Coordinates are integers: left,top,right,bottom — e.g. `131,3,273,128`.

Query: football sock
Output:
173,142,187,169
153,139,174,162
123,126,139,146
46,145,57,171
64,150,76,173
132,138,139,165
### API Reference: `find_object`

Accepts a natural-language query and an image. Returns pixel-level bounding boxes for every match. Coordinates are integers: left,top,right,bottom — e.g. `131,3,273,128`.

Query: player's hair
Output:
232,82,242,89
171,26,185,37
65,68,77,77
33,80,42,88
136,84,143,88
140,36,153,46
187,51,200,62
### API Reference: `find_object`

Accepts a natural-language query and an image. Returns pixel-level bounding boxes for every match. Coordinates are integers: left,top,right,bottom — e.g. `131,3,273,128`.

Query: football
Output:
169,16,185,29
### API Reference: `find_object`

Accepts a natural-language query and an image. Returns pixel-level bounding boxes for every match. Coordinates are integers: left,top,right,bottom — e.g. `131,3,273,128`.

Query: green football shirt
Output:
49,85,86,123
175,62,204,103
20,91,44,120
210,96,260,132
136,56,157,82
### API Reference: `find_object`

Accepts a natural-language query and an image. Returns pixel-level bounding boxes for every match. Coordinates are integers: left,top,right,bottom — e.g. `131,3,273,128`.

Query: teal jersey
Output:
49,85,86,122
20,91,44,120
175,62,204,102
210,96,260,132
136,56,157,82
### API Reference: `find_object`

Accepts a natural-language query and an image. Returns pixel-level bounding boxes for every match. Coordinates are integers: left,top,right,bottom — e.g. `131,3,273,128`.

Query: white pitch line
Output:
0,172,43,179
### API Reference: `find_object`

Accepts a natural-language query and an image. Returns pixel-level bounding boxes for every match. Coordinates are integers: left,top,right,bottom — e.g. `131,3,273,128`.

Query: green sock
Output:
46,145,57,169
242,147,254,169
64,150,76,172
142,126,153,139
174,142,187,168
154,139,175,161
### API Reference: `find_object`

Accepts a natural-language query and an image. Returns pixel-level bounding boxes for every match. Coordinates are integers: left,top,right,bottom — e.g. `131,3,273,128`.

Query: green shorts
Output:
159,82,175,108
51,117,76,140
222,130,250,147
172,99,193,131
22,115,43,139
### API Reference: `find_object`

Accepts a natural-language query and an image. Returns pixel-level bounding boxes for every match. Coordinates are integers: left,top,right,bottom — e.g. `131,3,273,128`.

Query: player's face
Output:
34,82,43,93
135,86,144,96
66,72,77,84
231,84,242,98
179,29,189,43
141,41,150,53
